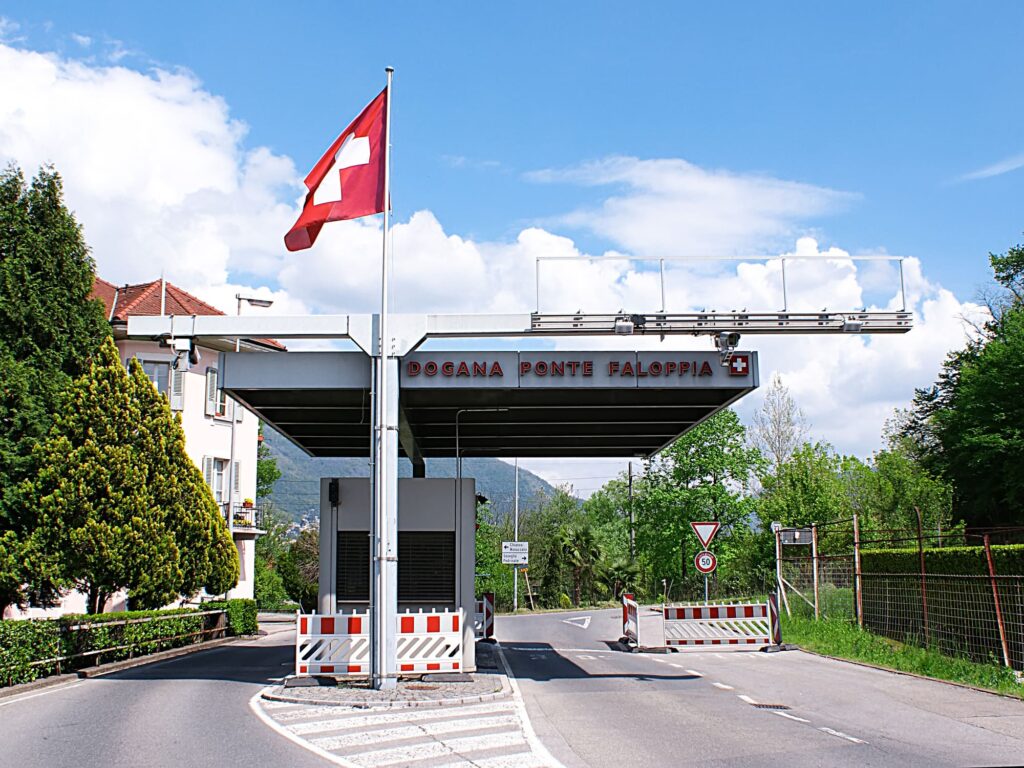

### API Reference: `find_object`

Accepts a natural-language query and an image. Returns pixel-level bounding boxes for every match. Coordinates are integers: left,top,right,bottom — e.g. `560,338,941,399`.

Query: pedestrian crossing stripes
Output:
255,696,555,767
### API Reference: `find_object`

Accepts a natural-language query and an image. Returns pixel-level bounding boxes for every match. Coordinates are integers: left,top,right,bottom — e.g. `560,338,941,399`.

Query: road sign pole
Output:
704,575,708,604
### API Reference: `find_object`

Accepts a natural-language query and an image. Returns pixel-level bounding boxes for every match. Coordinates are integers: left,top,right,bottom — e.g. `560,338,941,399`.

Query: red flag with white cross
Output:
284,88,388,251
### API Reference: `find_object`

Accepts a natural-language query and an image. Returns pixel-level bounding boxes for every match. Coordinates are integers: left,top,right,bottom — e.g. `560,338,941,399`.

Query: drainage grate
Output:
753,704,790,710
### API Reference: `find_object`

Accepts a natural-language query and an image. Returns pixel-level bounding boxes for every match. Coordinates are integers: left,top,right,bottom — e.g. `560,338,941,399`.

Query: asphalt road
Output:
499,607,1024,768
0,619,322,768
4,610,1023,768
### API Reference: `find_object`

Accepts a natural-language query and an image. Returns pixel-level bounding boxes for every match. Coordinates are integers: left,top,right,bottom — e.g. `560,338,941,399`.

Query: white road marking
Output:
649,657,666,663
669,663,683,668
712,682,734,690
354,733,528,767
0,681,84,708
288,701,516,734
248,687,361,768
774,711,810,724
576,655,596,660
561,616,592,629
685,669,703,677
496,644,567,768
737,694,757,704
819,726,867,744
311,715,520,749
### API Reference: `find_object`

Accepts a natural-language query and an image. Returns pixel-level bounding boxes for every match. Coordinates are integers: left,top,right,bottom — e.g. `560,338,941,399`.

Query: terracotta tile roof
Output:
92,277,285,350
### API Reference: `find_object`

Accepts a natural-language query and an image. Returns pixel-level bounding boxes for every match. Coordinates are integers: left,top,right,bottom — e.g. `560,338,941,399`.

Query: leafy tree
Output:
636,410,763,598
281,525,319,612
751,373,809,474
905,241,1024,528
256,422,281,499
554,522,602,606
255,558,289,609
757,443,853,531
0,165,109,613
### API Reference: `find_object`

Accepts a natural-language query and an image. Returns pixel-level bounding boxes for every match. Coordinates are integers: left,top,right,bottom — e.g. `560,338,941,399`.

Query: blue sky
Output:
5,2,1023,293
1,3,1022,490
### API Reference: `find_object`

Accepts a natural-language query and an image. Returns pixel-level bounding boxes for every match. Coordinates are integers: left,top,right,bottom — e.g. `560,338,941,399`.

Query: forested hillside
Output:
261,426,556,522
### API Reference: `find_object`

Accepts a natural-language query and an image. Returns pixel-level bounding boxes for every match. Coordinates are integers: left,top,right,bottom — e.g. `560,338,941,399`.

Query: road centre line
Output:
819,726,867,744
737,694,757,704
773,711,810,724
685,669,703,677
712,682,734,690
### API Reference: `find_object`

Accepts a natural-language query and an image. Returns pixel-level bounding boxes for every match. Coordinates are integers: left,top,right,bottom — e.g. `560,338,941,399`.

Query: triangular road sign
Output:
691,521,721,549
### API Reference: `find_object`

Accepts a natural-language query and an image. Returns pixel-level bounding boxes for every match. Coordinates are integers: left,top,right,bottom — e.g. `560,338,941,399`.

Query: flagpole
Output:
372,65,396,691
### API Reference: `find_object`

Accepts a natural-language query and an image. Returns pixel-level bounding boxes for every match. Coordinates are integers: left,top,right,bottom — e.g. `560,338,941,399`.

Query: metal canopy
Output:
219,349,758,459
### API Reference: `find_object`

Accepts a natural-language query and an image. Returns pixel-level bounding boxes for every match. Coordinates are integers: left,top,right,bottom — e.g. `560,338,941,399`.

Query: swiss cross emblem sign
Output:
729,354,750,377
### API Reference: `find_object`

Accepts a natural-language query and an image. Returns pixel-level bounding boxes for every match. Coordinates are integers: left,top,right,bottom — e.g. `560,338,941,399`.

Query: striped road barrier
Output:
295,608,464,677
622,593,641,647
474,592,495,639
662,595,781,648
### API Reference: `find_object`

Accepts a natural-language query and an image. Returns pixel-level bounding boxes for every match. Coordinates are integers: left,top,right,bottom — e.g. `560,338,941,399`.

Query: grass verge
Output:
782,614,1024,700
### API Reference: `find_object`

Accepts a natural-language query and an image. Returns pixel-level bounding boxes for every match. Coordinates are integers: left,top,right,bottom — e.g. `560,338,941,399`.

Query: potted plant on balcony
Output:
242,498,254,508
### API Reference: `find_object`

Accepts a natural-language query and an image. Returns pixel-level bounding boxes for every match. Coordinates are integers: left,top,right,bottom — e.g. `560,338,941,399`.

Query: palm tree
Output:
599,557,641,600
555,523,602,606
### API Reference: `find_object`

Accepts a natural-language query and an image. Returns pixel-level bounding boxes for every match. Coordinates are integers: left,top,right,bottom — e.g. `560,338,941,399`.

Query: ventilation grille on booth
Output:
335,530,455,603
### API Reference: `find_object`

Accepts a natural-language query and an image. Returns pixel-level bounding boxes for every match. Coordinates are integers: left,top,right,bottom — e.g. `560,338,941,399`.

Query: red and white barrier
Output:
662,596,782,648
474,592,495,639
295,611,369,676
622,593,640,647
397,609,463,673
295,608,464,677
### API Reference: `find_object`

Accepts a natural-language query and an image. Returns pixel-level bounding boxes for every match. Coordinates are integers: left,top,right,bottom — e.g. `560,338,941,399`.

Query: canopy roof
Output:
220,349,758,459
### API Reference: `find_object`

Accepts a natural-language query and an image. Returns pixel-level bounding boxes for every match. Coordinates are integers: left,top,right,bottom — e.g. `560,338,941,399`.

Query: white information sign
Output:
502,541,529,565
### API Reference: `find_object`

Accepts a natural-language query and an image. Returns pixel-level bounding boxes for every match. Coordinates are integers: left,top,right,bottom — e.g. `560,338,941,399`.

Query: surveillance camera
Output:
614,319,635,335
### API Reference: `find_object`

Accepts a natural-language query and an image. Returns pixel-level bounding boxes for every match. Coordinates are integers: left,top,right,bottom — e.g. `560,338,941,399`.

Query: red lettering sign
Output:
407,361,421,376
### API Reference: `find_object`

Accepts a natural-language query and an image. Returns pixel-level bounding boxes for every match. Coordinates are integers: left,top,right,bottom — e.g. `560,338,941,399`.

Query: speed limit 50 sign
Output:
694,550,717,575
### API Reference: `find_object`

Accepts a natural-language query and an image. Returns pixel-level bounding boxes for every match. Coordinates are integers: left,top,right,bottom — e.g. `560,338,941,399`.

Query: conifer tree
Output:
0,165,109,613
129,360,238,598
26,338,181,613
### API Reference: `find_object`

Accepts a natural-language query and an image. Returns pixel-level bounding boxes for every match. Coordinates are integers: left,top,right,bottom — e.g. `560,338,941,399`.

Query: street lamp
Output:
454,408,509,558
226,294,274,564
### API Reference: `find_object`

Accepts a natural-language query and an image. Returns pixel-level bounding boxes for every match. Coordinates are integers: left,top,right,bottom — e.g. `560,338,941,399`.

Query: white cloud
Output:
957,151,1024,182
0,41,981,495
528,156,857,257
70,33,92,48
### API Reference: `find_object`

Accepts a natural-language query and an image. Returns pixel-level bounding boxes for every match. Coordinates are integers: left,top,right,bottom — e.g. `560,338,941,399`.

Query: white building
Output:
1,278,278,619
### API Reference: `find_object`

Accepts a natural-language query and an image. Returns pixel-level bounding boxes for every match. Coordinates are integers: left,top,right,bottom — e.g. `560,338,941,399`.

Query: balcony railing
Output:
219,503,265,532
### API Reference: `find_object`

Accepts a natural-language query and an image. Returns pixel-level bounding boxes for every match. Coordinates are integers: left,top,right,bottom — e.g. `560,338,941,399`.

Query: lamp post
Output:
454,408,509,586
226,294,273,571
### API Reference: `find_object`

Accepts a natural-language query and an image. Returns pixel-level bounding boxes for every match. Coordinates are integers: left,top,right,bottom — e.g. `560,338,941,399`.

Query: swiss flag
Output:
729,354,750,376
285,88,388,251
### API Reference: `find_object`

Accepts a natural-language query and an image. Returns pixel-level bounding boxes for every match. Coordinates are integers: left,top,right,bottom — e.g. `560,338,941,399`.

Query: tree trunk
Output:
87,584,108,615
572,568,582,606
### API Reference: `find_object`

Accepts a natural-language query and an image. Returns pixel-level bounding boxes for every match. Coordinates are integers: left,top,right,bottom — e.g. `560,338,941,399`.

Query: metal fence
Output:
775,519,1024,672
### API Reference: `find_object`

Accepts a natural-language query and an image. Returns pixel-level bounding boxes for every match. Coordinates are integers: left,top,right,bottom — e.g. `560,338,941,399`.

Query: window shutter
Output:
202,456,214,490
170,369,185,411
205,369,218,416
233,461,240,496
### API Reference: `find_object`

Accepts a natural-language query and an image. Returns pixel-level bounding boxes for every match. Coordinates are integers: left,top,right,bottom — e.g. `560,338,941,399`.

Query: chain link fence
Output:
775,519,1024,672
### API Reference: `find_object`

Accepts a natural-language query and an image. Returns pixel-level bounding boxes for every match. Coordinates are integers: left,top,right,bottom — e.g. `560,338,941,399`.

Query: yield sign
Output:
690,521,721,549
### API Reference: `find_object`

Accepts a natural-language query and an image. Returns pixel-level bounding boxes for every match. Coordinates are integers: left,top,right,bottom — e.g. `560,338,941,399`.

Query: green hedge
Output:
205,598,258,636
0,604,242,688
861,544,1024,576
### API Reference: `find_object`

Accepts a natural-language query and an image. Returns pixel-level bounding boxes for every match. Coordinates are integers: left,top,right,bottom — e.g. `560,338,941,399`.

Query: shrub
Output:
0,606,222,687
205,598,258,636
558,593,573,610
861,544,1024,576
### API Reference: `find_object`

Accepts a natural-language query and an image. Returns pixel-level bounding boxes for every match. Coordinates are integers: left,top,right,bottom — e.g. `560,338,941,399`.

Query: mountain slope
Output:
262,426,555,522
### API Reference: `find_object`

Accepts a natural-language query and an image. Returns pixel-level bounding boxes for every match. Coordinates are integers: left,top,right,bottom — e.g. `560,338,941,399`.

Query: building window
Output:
213,458,228,504
141,360,170,395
